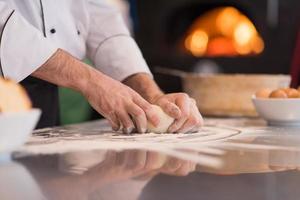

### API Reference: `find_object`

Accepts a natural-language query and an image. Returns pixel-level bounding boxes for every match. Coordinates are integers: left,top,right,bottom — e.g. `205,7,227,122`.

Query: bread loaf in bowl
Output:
0,78,31,113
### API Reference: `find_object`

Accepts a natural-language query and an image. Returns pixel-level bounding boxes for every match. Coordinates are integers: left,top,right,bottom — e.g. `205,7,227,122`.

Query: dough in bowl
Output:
147,105,175,133
0,78,31,112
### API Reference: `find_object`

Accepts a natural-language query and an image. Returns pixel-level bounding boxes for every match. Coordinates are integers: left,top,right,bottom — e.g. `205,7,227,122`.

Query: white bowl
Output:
252,97,300,126
0,109,41,154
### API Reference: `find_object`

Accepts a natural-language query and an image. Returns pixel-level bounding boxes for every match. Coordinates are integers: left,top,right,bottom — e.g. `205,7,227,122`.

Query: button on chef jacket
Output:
0,0,152,128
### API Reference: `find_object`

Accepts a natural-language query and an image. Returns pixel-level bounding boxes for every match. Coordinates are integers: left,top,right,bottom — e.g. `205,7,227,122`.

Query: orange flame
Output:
184,7,264,57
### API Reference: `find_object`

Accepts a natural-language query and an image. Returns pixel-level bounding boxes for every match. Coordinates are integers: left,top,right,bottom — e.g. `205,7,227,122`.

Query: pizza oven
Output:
133,0,300,92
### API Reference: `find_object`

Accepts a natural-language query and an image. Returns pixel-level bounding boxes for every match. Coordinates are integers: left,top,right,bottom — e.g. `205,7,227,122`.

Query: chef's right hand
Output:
83,73,159,134
32,49,159,133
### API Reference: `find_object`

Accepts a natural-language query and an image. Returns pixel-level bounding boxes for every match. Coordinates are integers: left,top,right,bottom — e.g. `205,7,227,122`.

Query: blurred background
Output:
60,0,300,124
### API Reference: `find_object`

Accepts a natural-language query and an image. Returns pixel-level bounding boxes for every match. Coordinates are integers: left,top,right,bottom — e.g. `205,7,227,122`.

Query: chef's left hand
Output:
152,93,204,133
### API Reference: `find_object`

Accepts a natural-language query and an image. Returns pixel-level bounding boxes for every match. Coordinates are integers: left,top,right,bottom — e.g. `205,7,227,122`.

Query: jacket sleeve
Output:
86,0,152,82
0,2,58,82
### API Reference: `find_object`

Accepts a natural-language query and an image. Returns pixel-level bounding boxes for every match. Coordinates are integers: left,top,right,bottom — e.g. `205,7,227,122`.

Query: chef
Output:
0,0,203,133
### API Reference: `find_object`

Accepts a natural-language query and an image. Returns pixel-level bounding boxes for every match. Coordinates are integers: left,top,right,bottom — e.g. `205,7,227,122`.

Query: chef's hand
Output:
83,74,159,134
123,73,204,133
152,93,204,133
32,49,159,134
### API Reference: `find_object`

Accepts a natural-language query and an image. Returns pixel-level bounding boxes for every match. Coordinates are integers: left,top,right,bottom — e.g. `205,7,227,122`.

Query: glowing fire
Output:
184,7,264,57
185,30,209,56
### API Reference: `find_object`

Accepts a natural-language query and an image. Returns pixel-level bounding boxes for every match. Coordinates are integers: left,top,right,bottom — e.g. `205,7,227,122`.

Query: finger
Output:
190,98,197,105
107,111,120,131
192,102,204,129
190,126,202,133
87,151,117,175
133,171,159,180
176,118,198,133
168,94,190,133
156,98,181,118
116,110,135,134
125,150,147,171
189,162,197,172
133,96,160,127
127,104,147,133
144,151,167,170
192,106,204,130
176,103,203,133
115,151,128,168
161,157,182,173
173,161,194,176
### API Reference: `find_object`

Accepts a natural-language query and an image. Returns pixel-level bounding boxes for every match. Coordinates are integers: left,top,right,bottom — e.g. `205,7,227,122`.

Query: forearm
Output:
123,73,164,103
32,49,102,93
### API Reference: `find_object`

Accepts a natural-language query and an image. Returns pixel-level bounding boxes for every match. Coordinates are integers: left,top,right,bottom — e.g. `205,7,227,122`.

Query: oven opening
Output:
183,6,264,57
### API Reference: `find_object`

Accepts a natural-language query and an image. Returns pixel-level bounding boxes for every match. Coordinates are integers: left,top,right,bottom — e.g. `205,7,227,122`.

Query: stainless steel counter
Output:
2,118,300,200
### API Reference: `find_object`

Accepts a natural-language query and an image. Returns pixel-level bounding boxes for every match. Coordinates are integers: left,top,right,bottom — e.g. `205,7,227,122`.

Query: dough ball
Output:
269,89,288,99
255,88,272,98
286,88,300,98
147,105,175,133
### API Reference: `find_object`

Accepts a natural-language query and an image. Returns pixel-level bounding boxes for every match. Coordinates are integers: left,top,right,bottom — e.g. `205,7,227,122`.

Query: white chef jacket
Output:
0,0,151,82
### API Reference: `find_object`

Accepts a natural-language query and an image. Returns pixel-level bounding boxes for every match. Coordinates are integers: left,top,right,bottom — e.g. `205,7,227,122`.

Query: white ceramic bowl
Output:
252,97,300,126
0,109,41,154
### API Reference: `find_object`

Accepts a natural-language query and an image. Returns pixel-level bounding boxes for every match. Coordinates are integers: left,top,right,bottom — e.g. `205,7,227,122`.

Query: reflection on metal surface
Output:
0,161,45,200
8,118,300,200
13,146,300,200
17,150,197,200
